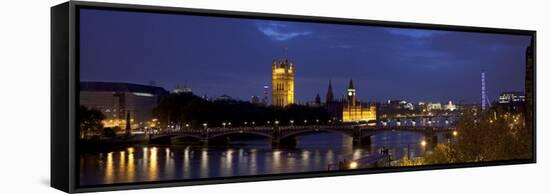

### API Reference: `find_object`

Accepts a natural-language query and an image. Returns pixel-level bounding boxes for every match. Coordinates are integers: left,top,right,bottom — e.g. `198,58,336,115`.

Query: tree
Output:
424,144,455,164
153,93,330,129
102,127,117,138
424,106,532,165
79,105,105,140
399,155,425,166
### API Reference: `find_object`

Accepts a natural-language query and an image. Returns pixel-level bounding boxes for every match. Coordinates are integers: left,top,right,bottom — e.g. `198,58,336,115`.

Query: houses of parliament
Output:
271,58,295,107
271,57,376,123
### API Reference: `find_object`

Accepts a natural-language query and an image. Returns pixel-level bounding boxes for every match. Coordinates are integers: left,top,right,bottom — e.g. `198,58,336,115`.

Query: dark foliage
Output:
153,93,330,128
79,105,105,139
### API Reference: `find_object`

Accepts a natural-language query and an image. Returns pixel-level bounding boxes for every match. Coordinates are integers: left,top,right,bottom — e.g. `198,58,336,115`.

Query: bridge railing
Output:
152,124,456,136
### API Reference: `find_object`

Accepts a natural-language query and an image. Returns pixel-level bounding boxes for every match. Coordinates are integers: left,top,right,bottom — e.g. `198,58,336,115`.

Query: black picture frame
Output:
51,1,536,193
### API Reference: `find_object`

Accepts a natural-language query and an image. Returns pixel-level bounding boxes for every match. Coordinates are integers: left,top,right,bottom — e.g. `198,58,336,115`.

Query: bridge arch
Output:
208,130,272,140
170,134,202,140
280,128,353,139
357,127,443,139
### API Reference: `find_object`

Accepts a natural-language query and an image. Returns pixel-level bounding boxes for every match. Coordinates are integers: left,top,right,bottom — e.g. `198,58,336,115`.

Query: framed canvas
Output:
51,1,536,193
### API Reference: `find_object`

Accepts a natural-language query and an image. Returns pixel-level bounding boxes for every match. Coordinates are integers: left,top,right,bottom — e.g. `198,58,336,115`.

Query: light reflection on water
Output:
79,131,450,186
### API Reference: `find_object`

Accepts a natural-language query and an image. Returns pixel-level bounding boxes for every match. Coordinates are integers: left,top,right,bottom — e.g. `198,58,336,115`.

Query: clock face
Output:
348,91,353,96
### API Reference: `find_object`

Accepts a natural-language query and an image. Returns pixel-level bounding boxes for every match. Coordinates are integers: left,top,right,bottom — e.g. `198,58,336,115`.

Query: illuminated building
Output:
444,101,457,111
498,92,525,104
342,80,377,123
271,58,294,107
426,102,442,111
498,92,526,112
386,100,414,110
80,81,168,129
262,84,269,105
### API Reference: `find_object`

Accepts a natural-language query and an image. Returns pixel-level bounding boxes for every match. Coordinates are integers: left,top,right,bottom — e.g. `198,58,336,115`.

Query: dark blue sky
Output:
79,8,531,104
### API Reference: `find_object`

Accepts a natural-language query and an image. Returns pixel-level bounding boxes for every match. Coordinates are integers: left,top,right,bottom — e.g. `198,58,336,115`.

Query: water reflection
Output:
183,147,190,178
104,152,113,183
200,149,209,178
126,148,134,182
80,131,451,186
148,147,158,181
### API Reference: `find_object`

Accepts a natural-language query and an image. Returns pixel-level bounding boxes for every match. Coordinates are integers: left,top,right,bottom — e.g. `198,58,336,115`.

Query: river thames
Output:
79,130,450,186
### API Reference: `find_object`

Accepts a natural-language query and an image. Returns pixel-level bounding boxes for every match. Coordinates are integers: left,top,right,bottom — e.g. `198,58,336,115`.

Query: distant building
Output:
80,81,168,129
216,94,233,101
251,95,261,104
262,85,269,105
385,100,413,110
498,92,526,112
173,84,192,94
444,101,457,111
403,101,414,110
426,102,442,111
271,58,294,107
498,92,526,104
342,80,377,123
314,93,321,105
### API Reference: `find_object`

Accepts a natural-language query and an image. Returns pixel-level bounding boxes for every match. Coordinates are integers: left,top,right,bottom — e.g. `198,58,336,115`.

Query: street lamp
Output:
349,161,358,169
421,140,427,156
222,122,226,128
453,131,458,136
290,120,294,126
275,120,279,125
304,120,308,125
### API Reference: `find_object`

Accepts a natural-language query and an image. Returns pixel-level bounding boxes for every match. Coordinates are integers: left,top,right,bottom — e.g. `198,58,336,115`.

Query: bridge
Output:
148,124,456,147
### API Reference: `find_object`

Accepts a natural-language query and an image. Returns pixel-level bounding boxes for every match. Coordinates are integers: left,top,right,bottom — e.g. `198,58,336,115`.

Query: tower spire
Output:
348,79,355,89
282,45,288,59
271,46,295,107
326,80,334,103
315,93,321,105
347,79,356,106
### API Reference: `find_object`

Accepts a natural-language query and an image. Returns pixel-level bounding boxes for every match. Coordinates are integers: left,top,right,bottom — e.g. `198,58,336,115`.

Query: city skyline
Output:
74,7,533,187
79,8,531,104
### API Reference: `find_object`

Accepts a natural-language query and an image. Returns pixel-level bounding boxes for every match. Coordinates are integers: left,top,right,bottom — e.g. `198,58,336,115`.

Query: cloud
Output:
386,28,445,38
256,22,311,41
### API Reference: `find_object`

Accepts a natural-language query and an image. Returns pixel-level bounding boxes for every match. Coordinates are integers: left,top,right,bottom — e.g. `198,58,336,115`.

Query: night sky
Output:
79,8,531,104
